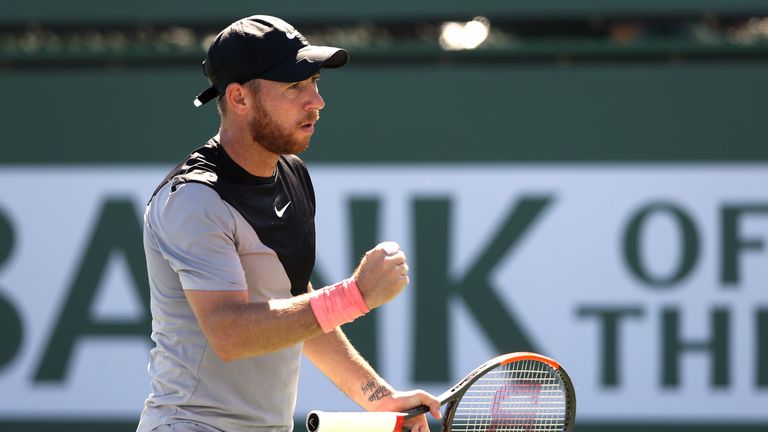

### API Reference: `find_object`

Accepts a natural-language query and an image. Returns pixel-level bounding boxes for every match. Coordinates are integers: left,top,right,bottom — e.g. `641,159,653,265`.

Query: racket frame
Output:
405,352,576,432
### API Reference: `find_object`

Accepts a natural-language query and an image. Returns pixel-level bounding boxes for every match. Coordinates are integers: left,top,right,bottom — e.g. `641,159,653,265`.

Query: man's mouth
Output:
300,122,315,132
301,115,319,130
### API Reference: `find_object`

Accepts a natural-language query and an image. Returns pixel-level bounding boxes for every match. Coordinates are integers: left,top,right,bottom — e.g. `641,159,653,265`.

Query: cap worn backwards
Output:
193,15,349,107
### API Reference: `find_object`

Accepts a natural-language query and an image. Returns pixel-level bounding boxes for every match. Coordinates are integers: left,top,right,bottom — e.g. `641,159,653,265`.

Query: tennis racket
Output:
307,352,576,432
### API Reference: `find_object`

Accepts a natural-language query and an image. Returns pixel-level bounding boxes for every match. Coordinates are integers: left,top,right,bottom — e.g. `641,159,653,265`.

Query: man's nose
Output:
306,87,325,111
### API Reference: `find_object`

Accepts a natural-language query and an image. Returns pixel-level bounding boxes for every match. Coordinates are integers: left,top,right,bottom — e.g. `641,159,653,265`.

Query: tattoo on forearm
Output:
361,380,377,395
368,386,392,402
361,378,392,402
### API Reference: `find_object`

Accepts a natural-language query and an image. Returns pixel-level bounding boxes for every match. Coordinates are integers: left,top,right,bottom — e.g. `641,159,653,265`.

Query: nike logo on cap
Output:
275,201,291,218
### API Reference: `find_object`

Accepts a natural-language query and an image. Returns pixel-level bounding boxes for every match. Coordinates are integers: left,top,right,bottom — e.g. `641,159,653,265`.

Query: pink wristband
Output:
309,278,370,333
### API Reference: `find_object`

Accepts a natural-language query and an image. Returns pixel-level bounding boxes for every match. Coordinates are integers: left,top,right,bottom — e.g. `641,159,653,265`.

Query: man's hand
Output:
353,241,410,310
370,389,441,432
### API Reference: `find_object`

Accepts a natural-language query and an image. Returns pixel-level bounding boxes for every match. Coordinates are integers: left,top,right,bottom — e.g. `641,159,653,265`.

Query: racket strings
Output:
449,360,567,432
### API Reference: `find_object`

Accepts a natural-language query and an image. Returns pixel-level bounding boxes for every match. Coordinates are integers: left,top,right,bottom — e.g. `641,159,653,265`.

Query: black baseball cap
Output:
193,15,349,107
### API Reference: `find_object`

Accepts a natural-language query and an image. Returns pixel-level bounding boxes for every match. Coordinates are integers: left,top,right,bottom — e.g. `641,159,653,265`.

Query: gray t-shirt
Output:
137,141,317,432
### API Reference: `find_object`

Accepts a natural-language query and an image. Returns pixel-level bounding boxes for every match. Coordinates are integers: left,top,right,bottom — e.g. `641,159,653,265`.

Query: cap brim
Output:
259,46,349,83
298,45,349,68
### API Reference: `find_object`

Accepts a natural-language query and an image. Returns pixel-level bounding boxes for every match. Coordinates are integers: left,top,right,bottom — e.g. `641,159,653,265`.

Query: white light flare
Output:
439,17,491,51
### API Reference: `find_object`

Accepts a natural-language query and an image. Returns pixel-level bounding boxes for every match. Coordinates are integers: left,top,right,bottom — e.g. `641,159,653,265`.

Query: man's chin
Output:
259,136,311,156
287,138,311,155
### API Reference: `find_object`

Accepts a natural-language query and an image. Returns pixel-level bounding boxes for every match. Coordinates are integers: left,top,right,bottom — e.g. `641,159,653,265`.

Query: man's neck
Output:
217,126,279,178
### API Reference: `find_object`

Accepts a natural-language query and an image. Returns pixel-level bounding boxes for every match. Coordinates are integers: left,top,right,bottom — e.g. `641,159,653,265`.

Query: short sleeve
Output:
146,182,247,291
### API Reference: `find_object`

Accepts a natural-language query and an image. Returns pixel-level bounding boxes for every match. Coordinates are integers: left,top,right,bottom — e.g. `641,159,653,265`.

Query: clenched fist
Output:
353,241,410,310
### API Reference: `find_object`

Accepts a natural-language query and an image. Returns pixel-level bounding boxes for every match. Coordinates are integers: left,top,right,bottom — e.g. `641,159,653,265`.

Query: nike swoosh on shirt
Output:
275,201,291,218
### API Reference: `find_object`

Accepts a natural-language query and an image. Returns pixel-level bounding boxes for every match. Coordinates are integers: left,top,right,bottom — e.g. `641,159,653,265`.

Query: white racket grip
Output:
306,410,406,432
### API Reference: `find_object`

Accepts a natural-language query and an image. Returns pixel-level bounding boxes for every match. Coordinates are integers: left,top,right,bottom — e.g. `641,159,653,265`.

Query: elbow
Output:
206,331,245,362
213,346,237,363
217,353,238,363
211,340,270,362
213,337,253,362
206,330,269,362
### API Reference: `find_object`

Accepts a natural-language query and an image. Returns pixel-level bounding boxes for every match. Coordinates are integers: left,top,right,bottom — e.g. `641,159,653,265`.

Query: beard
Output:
249,96,318,155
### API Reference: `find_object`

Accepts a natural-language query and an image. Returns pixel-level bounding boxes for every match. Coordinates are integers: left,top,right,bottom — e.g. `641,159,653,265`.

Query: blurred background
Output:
1,1,767,431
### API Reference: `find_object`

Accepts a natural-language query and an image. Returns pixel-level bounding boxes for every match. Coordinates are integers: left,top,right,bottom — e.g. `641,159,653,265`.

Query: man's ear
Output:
224,83,250,116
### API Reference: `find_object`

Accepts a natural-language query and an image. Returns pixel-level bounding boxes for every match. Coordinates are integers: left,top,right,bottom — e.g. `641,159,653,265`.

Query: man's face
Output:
247,74,324,155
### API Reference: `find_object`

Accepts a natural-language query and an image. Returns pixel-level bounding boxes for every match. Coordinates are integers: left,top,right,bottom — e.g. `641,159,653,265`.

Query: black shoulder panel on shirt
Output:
151,139,316,297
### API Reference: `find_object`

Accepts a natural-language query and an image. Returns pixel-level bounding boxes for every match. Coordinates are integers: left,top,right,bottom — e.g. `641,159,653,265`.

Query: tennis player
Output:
136,15,441,432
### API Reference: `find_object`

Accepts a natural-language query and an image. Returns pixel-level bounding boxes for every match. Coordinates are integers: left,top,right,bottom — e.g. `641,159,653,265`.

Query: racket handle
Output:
403,405,430,419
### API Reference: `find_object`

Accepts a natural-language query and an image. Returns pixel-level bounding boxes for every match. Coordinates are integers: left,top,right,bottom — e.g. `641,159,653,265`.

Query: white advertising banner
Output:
0,165,765,422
